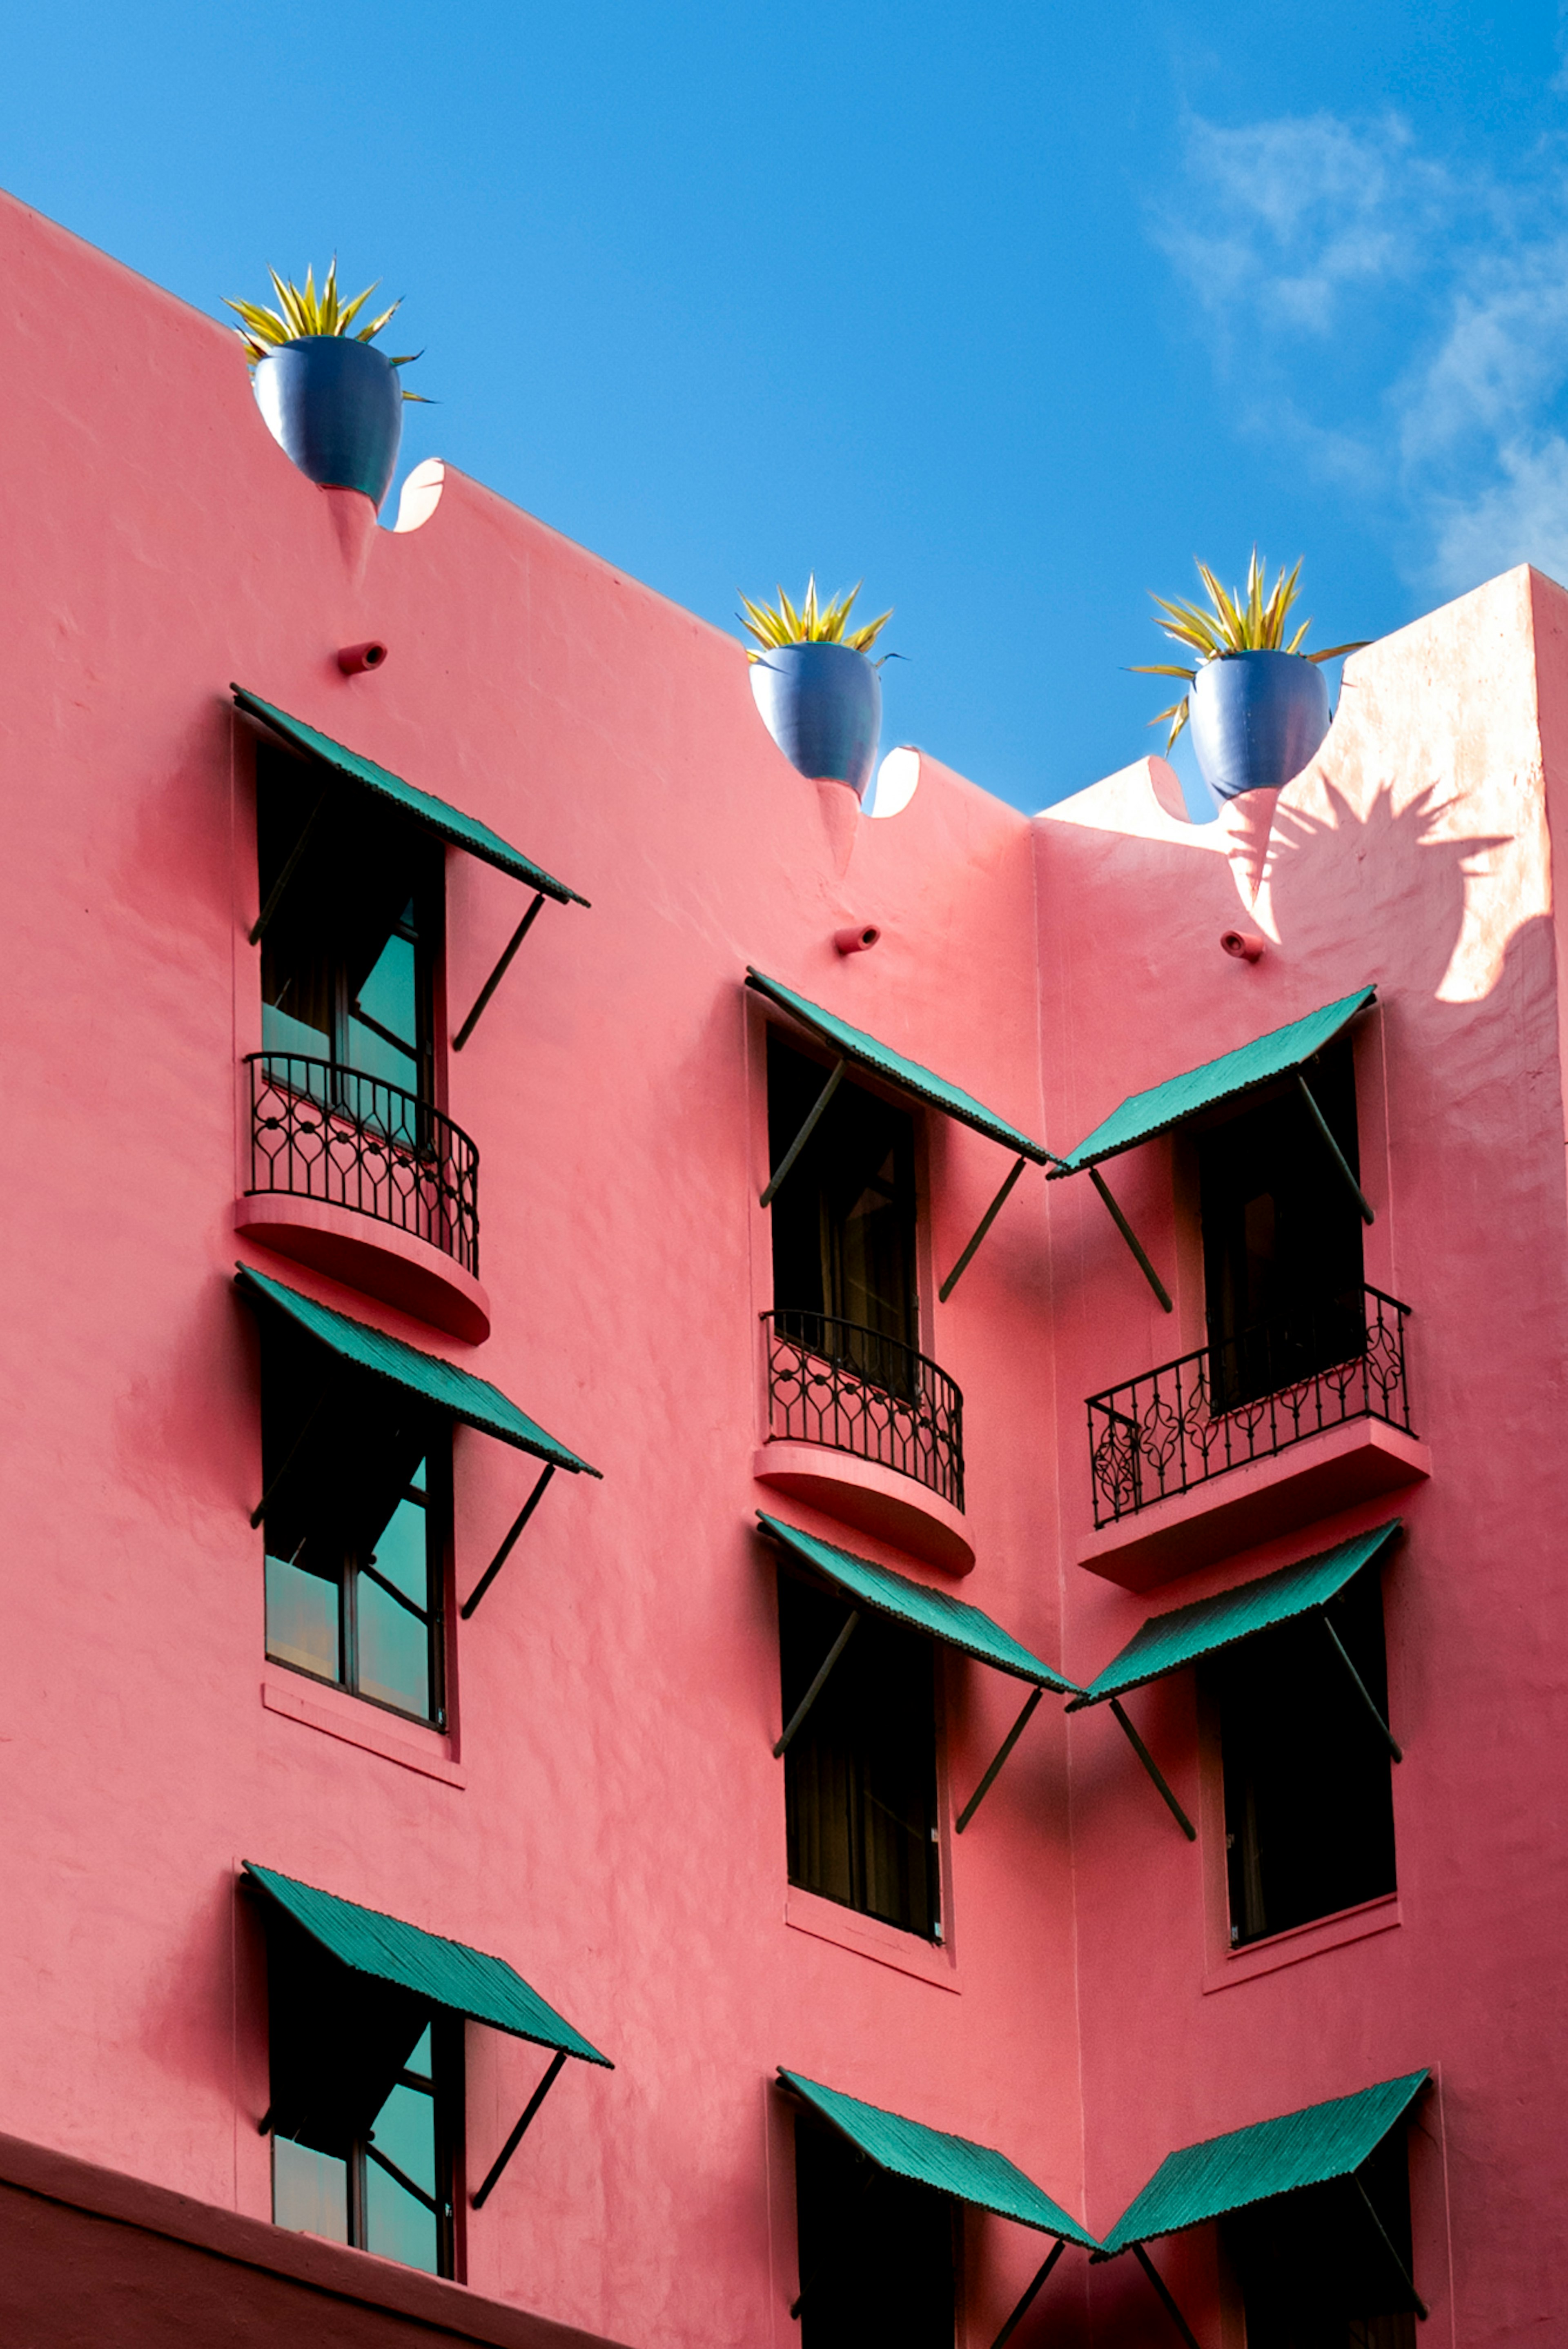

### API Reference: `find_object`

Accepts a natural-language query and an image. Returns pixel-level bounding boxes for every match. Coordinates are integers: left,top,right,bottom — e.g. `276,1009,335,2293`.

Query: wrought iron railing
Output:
762,1309,964,1511
1087,1285,1413,1527
245,1053,480,1277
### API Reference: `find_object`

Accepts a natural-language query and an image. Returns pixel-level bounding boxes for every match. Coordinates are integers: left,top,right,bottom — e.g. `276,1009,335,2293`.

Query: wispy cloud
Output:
1155,107,1568,597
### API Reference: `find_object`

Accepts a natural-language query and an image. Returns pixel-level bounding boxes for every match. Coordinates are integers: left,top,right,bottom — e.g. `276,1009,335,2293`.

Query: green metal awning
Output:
236,1265,599,1477
1069,1523,1402,1710
233,686,588,906
746,969,1049,1164
244,1863,612,2064
1049,984,1376,1177
760,1514,1079,1692
779,2071,1099,2247
1103,2071,1428,2251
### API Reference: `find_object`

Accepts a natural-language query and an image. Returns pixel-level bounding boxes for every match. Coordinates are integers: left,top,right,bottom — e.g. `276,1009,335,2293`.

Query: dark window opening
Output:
1211,1567,1395,1947
1225,2125,1419,2349
261,1318,449,1729
780,1571,940,1940
1198,1039,1364,1410
257,744,442,1111
263,1901,459,2277
768,1035,919,1385
793,2112,955,2349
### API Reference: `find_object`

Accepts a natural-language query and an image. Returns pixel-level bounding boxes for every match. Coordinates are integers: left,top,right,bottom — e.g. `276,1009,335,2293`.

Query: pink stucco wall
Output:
0,183,1564,2347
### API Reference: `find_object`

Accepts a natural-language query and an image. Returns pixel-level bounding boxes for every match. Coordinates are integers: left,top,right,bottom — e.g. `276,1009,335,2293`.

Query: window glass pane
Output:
261,1002,333,1066
371,1488,428,1603
272,2135,349,2241
365,2079,440,2274
358,1574,430,1717
347,931,420,1087
266,1552,340,1683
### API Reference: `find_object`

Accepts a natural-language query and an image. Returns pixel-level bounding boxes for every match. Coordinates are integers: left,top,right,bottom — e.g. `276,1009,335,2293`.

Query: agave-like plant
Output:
1131,550,1365,750
225,260,428,399
738,576,893,662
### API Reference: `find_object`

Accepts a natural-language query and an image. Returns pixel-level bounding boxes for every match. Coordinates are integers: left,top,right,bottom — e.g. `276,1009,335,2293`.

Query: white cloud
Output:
1155,107,1568,597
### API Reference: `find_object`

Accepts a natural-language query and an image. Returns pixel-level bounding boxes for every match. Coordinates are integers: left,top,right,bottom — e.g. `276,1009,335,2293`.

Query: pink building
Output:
1,186,1564,2348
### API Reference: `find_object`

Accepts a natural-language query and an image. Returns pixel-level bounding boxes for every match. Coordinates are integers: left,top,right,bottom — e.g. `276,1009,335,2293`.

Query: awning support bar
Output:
989,2237,1067,2349
249,784,330,946
940,1156,1029,1303
472,2048,568,2209
1351,2173,1428,2320
774,1609,860,1757
1089,1169,1174,1313
461,1463,557,1620
956,1685,1047,1834
1296,1073,1375,1225
1109,1699,1196,1841
249,1380,334,1528
761,1060,848,1206
367,2140,445,2217
1317,1610,1402,1760
1131,2243,1208,2349
454,890,548,1051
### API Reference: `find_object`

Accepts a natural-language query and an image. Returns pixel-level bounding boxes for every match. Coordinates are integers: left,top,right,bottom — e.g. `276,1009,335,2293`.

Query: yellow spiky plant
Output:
737,576,893,662
1131,550,1365,750
224,260,428,400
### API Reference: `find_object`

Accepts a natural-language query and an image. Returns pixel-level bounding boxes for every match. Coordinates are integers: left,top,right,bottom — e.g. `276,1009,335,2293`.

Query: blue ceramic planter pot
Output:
252,336,403,508
1188,650,1332,803
749,642,881,799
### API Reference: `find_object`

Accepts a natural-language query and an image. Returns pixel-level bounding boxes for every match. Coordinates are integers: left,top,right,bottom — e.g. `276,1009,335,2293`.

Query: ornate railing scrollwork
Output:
245,1053,479,1276
762,1309,964,1511
1087,1285,1413,1527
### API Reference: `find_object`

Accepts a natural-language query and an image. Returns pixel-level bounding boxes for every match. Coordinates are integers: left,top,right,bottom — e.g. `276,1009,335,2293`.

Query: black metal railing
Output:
1087,1285,1413,1527
762,1309,964,1511
245,1053,480,1277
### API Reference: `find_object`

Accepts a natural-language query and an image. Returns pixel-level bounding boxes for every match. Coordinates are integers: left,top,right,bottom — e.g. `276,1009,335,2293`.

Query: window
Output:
1198,1037,1364,1409
263,1900,459,2276
261,1317,449,1728
257,744,442,1112
768,1034,918,1382
793,2112,954,2348
1210,1565,1395,1946
779,1569,940,1939
1225,2124,1419,2348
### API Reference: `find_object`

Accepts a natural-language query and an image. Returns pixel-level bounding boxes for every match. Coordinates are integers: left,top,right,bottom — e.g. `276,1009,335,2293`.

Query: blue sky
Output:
4,0,1566,813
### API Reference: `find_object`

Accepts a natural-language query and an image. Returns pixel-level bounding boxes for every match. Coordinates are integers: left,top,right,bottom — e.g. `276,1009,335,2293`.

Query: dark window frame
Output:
791,2110,958,2349
1206,1562,1397,1949
258,1318,453,1734
777,1565,945,1944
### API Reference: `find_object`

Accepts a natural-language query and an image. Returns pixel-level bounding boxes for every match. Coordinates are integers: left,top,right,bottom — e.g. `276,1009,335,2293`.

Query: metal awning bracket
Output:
761,1059,848,1207
1296,1071,1374,1225
1109,1698,1196,1840
956,1684,1047,1834
461,1461,558,1619
1317,1610,1402,1761
940,1155,1029,1302
1352,2172,1428,2319
472,2047,569,2209
1088,1168,1174,1313
1130,2242,1208,2349
454,891,548,1051
774,1608,860,1756
989,2236,1067,2349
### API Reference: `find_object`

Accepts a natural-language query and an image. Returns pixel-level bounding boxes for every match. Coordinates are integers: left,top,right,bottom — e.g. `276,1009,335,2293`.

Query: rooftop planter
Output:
741,578,893,800
1134,552,1365,803
227,261,427,510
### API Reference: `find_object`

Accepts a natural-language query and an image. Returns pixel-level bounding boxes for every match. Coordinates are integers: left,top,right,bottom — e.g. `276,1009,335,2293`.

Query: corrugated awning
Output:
236,1265,599,1477
232,686,588,907
244,1863,612,2065
746,969,1049,1164
779,2071,1099,2247
1069,1523,1402,1711
1103,2071,1429,2251
1049,985,1376,1177
760,1514,1079,1693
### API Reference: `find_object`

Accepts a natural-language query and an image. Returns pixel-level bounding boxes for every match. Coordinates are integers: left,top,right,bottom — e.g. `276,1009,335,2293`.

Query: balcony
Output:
753,1310,972,1574
1079,1286,1430,1590
236,1052,490,1342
